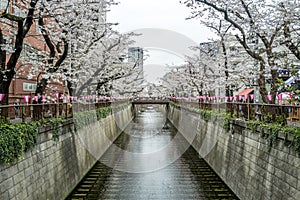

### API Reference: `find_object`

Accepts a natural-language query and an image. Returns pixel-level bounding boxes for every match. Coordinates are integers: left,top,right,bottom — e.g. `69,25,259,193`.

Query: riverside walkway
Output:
66,105,238,199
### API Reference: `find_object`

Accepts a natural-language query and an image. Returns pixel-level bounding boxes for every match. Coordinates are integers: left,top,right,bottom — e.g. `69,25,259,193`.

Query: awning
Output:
237,88,254,96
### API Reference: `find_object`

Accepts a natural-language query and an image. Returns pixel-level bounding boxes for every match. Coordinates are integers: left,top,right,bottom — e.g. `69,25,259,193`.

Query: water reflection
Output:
100,105,193,173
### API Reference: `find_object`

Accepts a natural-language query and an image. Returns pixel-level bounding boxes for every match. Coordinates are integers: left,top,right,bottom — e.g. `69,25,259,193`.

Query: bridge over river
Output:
66,105,238,199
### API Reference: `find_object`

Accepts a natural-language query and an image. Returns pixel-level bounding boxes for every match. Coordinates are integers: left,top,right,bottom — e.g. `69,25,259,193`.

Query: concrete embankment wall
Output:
0,106,133,200
168,105,300,200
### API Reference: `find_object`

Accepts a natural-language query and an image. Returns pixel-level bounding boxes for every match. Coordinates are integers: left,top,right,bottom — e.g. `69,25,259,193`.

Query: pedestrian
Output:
14,99,20,118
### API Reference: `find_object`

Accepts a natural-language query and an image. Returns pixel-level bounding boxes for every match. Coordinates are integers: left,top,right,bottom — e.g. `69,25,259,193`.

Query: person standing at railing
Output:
44,109,52,118
14,99,20,119
282,104,290,119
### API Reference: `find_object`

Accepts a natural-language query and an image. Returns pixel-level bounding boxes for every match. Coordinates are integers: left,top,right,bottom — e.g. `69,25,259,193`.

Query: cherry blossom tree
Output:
22,0,139,99
185,45,219,97
27,0,111,99
112,69,145,97
182,0,289,103
0,0,39,105
160,66,193,97
72,30,139,97
278,1,300,61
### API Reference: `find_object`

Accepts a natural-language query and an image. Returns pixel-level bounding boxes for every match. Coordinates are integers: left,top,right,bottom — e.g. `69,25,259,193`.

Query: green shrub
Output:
0,104,131,165
171,103,300,154
0,121,40,164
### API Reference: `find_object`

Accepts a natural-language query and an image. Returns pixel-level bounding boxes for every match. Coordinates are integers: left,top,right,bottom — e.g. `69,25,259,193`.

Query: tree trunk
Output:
67,80,73,97
0,69,16,105
257,63,268,103
221,39,230,97
33,79,48,119
270,69,278,104
0,77,13,118
35,78,48,103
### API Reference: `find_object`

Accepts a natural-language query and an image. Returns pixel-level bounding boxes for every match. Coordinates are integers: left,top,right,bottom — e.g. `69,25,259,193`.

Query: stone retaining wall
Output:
0,106,132,200
168,105,300,200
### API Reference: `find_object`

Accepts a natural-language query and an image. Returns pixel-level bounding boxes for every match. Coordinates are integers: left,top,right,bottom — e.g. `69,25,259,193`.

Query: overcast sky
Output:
107,0,214,83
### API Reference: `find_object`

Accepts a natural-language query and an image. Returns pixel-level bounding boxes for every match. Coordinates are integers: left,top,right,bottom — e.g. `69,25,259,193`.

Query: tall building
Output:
128,47,143,67
128,47,144,79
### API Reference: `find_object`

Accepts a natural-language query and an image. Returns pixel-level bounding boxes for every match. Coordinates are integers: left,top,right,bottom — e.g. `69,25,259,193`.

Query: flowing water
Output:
66,105,238,200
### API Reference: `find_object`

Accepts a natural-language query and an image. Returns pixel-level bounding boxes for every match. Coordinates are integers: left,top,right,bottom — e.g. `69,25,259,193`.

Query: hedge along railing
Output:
0,101,131,165
171,99,300,123
73,102,131,131
169,100,300,154
0,118,64,165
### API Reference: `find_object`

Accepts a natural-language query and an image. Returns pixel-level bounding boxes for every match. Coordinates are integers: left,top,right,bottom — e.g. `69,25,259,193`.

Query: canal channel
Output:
66,105,238,199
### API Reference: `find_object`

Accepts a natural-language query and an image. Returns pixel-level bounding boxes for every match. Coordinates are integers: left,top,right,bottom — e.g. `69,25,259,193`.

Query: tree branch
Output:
283,21,300,60
39,17,56,64
0,28,6,71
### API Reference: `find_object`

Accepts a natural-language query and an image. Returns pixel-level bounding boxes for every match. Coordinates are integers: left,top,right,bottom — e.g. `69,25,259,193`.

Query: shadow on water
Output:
66,105,239,200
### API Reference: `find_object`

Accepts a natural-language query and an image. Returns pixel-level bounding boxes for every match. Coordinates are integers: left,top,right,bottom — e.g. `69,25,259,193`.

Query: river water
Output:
67,105,238,200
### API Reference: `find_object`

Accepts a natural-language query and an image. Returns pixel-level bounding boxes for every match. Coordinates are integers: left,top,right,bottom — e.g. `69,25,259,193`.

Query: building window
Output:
23,83,37,91
0,1,8,10
229,47,236,52
36,20,42,34
13,6,21,16
13,6,26,18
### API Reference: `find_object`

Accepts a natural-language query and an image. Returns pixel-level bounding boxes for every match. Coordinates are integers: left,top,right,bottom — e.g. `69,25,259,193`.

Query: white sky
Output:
107,0,215,83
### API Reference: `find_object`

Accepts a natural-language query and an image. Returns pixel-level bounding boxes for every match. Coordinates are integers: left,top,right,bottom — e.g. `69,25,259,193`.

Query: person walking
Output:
14,99,20,118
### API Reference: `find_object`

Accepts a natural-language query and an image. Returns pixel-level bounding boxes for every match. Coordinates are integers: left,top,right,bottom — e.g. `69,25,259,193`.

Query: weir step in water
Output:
66,106,238,200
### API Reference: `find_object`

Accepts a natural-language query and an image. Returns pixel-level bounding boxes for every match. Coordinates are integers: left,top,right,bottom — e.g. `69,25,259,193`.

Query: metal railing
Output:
171,99,300,122
3,98,298,124
0,100,129,124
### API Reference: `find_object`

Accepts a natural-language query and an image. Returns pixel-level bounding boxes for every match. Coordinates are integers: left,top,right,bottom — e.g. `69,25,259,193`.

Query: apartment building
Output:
0,1,65,104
